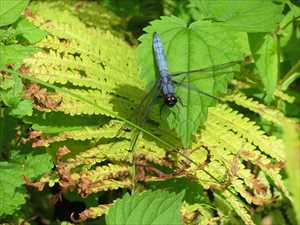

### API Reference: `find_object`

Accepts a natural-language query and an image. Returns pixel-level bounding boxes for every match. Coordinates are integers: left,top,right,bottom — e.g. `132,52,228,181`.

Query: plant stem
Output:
279,59,300,90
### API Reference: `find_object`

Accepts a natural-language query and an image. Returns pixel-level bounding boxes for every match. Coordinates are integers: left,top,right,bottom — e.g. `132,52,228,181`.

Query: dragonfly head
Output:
165,94,177,107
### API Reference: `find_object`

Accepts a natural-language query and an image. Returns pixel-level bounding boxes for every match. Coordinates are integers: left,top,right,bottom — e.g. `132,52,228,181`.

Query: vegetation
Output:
0,0,299,224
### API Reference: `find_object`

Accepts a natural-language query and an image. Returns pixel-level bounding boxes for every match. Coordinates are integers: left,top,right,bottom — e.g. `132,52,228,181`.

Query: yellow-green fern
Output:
19,1,298,224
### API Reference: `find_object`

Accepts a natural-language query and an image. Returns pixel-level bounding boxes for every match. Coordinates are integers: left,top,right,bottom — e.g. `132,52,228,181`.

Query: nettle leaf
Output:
0,0,30,27
191,0,284,32
280,4,300,65
16,17,48,44
0,44,38,68
10,99,33,118
0,74,33,118
138,16,242,147
106,191,184,225
248,33,278,103
0,151,52,216
0,74,23,107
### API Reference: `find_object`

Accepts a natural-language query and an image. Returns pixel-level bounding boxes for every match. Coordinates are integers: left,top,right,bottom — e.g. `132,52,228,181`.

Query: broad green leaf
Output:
191,0,284,32
138,16,242,147
0,151,52,216
280,4,300,64
0,74,33,118
106,191,184,225
0,44,38,68
0,0,30,27
248,33,278,103
0,74,23,107
10,99,33,118
0,161,26,216
147,177,206,204
278,4,300,90
16,17,48,44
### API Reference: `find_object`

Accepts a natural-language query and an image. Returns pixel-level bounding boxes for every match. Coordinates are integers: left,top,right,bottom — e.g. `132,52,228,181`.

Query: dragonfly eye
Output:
165,95,177,107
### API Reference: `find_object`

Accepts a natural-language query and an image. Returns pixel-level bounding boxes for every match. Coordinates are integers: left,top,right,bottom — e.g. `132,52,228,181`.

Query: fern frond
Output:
31,122,126,146
21,1,294,224
274,89,296,103
223,190,255,225
66,141,132,169
181,202,216,225
207,104,285,161
225,92,296,126
28,0,128,39
78,204,110,221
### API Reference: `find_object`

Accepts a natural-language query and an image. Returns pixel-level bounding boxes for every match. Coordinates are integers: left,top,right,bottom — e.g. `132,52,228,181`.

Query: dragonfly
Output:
124,32,241,192
134,32,241,124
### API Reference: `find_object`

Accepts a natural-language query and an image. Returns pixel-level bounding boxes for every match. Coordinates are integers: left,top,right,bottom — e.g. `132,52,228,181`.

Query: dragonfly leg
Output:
159,103,166,119
141,90,161,124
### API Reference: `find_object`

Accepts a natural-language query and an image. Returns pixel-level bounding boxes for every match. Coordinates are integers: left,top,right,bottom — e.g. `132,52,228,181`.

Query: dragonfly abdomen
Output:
153,32,169,77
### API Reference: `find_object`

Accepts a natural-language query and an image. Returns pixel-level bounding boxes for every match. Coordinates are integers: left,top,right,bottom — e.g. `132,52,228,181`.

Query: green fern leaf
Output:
13,2,294,224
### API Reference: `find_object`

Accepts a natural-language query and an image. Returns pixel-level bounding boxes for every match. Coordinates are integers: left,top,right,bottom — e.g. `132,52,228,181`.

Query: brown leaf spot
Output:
251,176,268,194
56,146,71,162
23,176,45,191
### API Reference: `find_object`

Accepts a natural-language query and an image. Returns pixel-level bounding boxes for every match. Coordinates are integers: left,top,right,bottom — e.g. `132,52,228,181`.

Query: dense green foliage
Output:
0,0,299,225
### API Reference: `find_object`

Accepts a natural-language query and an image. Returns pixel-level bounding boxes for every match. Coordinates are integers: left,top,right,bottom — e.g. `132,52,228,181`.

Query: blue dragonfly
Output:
133,32,241,126
125,32,242,191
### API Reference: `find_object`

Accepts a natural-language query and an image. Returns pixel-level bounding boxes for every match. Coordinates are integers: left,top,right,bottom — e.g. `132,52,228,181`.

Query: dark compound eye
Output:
165,95,177,107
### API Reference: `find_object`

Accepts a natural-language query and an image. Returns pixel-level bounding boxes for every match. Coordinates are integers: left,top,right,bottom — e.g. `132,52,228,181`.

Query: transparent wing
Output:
174,80,225,103
170,60,241,81
114,80,161,138
133,80,161,125
116,80,161,193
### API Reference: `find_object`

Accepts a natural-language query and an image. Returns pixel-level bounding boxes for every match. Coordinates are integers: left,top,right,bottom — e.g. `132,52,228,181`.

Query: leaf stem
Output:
279,59,300,90
281,15,300,31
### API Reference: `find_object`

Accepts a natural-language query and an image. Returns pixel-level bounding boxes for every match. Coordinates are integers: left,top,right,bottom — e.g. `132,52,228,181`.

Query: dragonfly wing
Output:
170,60,241,80
133,79,161,124
114,79,161,139
174,80,225,103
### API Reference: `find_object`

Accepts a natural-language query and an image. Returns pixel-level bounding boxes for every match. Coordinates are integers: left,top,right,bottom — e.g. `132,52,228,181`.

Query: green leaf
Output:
248,33,278,103
283,122,300,225
0,44,38,68
280,4,300,65
11,151,53,179
106,191,184,225
0,0,30,27
0,74,23,107
147,177,206,204
15,17,48,44
0,151,52,216
191,0,284,32
0,161,27,216
138,16,242,147
10,99,33,118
